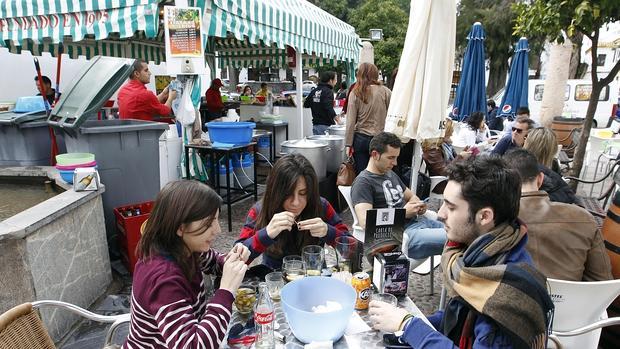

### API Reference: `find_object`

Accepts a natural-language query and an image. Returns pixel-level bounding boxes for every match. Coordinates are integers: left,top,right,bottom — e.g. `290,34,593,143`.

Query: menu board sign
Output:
164,6,202,57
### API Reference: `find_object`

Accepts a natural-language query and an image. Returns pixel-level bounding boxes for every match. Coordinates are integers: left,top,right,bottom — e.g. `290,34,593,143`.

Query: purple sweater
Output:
122,250,234,349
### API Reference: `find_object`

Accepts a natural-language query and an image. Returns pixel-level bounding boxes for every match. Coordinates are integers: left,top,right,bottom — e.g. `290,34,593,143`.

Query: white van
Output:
493,79,619,128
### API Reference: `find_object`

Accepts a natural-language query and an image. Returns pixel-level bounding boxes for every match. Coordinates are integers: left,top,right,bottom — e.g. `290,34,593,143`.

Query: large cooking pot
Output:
308,134,345,173
327,125,346,137
280,139,329,179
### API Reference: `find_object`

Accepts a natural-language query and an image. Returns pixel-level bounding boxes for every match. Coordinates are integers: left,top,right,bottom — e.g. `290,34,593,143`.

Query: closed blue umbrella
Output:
499,37,530,118
452,22,486,122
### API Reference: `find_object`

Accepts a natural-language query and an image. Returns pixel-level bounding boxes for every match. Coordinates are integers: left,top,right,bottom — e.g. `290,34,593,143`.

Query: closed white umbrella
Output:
385,0,456,141
383,0,456,190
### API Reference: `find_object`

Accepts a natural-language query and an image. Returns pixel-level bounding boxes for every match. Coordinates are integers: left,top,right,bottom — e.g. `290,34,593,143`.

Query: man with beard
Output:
369,155,553,349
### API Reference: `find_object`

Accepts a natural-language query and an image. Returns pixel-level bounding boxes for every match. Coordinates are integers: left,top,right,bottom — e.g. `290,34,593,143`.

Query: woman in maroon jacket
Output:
123,180,250,349
205,78,225,122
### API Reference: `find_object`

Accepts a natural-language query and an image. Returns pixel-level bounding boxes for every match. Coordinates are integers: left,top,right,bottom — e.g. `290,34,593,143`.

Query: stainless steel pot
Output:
327,125,346,137
308,134,345,173
280,139,329,179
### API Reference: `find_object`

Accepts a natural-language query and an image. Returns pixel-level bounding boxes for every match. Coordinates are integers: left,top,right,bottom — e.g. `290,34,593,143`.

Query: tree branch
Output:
600,59,620,87
576,25,593,40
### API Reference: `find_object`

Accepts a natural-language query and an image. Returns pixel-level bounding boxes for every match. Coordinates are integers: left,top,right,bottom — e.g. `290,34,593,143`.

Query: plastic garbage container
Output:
48,56,168,257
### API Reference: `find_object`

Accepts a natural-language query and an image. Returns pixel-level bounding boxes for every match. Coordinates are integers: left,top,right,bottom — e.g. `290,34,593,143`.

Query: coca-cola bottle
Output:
254,282,274,348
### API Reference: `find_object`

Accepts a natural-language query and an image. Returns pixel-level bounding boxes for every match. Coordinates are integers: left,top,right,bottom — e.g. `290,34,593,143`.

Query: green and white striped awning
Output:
214,37,340,69
3,35,166,64
204,0,360,65
0,0,159,46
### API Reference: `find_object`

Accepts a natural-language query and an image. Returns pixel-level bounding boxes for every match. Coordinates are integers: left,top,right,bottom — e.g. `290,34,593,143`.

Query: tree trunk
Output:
486,59,508,98
568,32,583,79
539,40,572,127
569,31,620,185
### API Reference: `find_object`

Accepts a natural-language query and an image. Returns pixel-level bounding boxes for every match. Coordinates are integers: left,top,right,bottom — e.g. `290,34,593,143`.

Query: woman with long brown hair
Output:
345,62,392,174
237,153,350,269
123,180,250,349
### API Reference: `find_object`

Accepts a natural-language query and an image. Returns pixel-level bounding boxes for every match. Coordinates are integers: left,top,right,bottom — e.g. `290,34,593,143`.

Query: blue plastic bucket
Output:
207,122,256,148
257,135,271,148
232,153,254,188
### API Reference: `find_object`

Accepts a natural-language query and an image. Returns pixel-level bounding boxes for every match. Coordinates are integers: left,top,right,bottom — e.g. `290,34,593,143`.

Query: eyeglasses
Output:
512,127,526,134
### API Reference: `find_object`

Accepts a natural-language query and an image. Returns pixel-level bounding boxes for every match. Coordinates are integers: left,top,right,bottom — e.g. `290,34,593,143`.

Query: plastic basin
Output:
55,160,97,171
280,277,356,343
13,96,48,113
58,169,75,184
207,122,255,147
55,153,95,166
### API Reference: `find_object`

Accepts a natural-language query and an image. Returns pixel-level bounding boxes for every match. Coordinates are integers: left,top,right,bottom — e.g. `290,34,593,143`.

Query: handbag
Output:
336,156,356,186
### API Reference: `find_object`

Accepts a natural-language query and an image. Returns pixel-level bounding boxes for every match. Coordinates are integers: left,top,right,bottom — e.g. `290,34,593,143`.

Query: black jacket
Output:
303,83,336,126
540,165,581,206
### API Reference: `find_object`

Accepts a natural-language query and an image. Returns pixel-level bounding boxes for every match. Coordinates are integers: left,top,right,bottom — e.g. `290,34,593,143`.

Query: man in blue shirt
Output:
492,116,535,156
368,155,553,349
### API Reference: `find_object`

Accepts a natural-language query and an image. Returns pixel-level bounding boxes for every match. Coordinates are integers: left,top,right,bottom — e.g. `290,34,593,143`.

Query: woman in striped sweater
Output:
237,153,350,270
123,180,249,349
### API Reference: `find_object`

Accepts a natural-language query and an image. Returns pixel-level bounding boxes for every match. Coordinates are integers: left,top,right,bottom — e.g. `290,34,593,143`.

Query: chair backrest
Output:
548,278,620,349
338,185,359,227
0,303,55,349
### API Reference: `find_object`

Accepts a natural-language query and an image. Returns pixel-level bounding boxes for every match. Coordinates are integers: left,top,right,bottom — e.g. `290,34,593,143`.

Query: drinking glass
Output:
282,255,302,265
283,260,306,283
302,245,324,276
265,272,285,301
335,236,357,272
370,292,398,307
234,283,257,314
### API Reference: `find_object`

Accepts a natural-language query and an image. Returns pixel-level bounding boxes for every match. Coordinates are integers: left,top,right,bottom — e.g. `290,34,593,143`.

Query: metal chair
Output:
546,278,620,349
0,300,130,349
567,159,620,226
338,185,441,295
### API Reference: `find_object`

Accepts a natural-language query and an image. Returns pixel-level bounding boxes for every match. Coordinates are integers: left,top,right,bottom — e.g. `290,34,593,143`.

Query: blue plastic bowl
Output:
280,277,356,343
207,122,256,147
13,96,48,113
59,169,75,184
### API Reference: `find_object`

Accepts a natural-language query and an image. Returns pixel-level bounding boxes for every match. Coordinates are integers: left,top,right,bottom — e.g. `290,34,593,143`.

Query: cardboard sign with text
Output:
364,208,406,261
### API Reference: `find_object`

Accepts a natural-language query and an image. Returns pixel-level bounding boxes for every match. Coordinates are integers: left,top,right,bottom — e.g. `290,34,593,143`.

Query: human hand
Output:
368,300,410,332
459,150,472,160
297,217,328,238
219,259,248,294
266,211,296,239
346,146,353,157
168,89,178,101
226,243,250,263
404,201,426,218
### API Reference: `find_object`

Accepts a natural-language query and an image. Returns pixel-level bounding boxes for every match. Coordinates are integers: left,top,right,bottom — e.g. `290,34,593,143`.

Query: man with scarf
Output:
369,155,554,349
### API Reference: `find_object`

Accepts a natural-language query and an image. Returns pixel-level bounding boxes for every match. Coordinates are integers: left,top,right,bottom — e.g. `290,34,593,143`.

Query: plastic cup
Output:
302,245,324,276
335,236,357,272
370,292,398,307
265,272,285,301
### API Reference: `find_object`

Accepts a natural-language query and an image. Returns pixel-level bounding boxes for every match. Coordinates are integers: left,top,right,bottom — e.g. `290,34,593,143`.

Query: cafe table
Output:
222,295,430,348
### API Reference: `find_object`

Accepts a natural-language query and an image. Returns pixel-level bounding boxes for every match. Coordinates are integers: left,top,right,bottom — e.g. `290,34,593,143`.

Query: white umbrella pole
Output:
295,49,304,138
409,140,422,195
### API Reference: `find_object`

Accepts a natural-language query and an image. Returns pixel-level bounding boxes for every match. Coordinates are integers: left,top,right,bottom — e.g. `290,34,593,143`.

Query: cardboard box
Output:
372,251,410,297
73,168,100,191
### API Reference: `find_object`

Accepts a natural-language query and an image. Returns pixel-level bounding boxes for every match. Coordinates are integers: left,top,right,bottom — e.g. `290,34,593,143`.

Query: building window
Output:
597,54,607,66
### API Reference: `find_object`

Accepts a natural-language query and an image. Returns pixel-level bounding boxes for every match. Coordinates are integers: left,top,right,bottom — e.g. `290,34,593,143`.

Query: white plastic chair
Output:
338,185,441,294
546,278,620,349
420,160,447,202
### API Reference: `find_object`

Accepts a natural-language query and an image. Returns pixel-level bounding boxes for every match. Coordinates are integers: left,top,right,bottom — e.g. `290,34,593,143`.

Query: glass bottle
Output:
254,283,275,348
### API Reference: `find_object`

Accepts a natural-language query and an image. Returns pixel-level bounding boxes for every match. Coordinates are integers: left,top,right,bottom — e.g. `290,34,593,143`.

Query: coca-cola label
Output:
254,311,274,324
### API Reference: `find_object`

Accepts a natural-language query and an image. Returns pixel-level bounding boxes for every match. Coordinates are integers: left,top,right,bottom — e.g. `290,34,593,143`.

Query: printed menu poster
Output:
364,208,406,258
165,7,202,57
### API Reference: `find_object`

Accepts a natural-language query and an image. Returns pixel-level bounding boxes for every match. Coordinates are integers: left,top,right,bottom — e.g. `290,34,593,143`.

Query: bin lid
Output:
0,110,47,126
48,56,135,131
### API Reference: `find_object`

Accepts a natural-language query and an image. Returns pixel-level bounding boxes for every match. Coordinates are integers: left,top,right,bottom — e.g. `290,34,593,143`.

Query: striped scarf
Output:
441,221,554,349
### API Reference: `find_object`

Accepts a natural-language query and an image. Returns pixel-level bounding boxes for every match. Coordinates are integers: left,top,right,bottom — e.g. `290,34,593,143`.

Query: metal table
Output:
222,296,429,348
184,143,258,231
255,121,289,161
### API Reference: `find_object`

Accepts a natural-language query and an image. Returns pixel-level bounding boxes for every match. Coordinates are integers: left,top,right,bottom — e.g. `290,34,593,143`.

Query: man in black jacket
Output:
303,71,337,135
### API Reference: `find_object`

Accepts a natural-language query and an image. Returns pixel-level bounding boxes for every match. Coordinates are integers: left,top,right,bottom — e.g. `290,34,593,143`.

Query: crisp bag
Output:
336,156,356,186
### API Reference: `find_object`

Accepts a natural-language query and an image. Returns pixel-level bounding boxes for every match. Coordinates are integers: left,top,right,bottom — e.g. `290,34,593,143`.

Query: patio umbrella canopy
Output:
451,22,486,122
384,0,456,142
499,37,529,118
